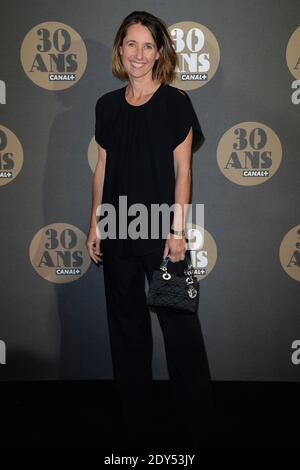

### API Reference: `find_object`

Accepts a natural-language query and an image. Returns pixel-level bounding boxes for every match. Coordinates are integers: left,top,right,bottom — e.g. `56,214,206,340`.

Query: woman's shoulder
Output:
163,84,189,99
95,86,124,107
162,84,193,109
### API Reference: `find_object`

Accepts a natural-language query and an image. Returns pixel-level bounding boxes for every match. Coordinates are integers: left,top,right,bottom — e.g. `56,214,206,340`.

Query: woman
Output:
86,11,214,449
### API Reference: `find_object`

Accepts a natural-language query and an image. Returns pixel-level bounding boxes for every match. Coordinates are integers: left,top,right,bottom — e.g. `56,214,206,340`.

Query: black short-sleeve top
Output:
94,83,204,257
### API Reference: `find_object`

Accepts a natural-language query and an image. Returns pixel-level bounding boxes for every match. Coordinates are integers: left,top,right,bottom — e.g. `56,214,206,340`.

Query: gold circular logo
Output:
186,223,217,280
279,225,300,283
29,223,90,283
286,26,300,80
168,21,220,90
20,21,87,90
0,125,23,186
217,121,282,186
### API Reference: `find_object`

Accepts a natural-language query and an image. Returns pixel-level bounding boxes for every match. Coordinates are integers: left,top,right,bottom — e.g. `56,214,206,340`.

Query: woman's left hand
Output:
163,234,187,262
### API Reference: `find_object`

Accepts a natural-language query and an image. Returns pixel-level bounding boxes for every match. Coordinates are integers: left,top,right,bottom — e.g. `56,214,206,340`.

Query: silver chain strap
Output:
159,252,198,299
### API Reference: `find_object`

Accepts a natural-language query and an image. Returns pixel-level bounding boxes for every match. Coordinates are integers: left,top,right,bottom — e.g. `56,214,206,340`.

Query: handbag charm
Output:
187,285,198,299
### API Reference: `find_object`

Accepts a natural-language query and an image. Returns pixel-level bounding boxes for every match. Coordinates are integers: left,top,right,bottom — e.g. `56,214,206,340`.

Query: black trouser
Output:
102,243,214,447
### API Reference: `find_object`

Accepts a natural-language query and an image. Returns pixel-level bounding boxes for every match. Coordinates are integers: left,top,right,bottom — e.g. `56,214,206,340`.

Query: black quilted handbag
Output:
146,251,200,313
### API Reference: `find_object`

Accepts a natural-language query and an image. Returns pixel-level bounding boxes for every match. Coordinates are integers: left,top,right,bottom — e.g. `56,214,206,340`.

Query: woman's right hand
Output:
86,225,103,265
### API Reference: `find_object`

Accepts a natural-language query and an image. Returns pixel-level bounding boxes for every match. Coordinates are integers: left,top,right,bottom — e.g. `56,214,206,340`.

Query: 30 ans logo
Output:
29,223,90,283
186,223,217,280
0,125,24,186
279,225,300,283
286,26,300,105
168,21,220,89
217,122,282,186
20,21,87,90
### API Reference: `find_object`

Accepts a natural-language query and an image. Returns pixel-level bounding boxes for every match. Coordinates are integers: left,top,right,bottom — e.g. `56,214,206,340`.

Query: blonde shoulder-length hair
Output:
111,10,178,85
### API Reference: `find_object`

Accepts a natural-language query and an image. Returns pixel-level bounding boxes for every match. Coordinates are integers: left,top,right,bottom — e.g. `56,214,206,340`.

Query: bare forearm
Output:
171,170,191,232
89,161,105,228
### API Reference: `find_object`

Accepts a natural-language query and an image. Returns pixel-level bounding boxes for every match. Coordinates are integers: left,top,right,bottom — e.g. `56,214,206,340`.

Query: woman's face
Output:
119,23,160,80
